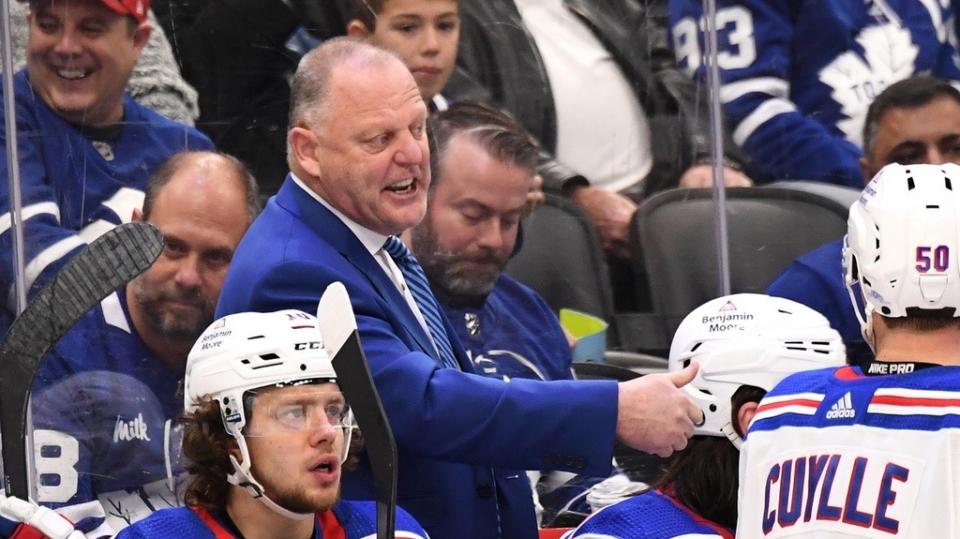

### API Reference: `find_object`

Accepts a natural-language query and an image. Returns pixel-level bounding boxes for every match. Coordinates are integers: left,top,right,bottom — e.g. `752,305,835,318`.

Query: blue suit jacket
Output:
217,177,619,539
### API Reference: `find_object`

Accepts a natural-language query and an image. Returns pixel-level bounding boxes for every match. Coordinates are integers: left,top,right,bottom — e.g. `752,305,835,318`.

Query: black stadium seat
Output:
632,187,850,340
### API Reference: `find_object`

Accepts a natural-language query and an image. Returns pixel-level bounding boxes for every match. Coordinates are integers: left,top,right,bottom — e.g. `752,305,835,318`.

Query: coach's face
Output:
308,60,430,236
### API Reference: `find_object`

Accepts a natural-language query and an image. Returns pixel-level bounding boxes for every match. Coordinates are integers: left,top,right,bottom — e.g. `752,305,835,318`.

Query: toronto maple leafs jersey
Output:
23,288,186,538
567,489,733,539
441,274,574,382
116,500,429,539
0,69,211,315
738,364,960,537
669,0,960,186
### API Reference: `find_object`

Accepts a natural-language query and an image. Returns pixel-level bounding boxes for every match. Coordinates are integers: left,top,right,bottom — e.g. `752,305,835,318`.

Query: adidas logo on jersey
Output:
825,392,856,419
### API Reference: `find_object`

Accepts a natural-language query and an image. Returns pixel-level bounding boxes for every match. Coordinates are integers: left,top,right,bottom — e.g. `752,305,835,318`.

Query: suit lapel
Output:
275,177,444,361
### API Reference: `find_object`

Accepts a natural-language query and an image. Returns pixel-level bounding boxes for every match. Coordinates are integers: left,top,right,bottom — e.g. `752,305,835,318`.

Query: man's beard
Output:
132,279,213,342
255,464,340,514
411,225,509,303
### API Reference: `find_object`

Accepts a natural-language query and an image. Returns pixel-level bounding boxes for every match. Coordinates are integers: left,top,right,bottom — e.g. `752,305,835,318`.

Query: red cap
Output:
22,0,150,24
99,0,149,24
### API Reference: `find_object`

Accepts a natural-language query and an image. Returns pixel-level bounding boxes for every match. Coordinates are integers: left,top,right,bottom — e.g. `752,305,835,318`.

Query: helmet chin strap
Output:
721,421,743,450
845,280,877,353
227,440,314,521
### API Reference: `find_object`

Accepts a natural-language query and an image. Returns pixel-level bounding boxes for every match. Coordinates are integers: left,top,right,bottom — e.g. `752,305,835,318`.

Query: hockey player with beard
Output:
737,163,960,537
567,294,845,538
668,0,960,187
117,308,428,539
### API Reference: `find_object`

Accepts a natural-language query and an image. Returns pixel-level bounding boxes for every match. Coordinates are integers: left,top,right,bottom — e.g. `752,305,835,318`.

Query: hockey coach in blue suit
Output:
216,37,703,539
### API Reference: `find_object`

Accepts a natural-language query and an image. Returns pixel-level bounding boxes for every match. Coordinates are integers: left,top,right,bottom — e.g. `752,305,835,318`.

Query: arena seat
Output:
632,187,850,339
506,193,617,342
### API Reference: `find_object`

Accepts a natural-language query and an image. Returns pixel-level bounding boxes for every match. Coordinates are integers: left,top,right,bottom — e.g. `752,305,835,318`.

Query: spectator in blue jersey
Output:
11,151,259,538
0,0,213,323
768,76,960,366
117,309,428,539
569,294,845,538
410,101,568,383
669,0,960,187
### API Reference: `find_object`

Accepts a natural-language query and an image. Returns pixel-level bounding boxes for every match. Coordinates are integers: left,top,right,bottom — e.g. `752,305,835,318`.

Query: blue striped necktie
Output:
383,236,460,370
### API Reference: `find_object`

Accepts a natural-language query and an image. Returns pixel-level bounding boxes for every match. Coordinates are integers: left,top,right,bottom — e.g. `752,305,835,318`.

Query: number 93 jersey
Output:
737,364,960,538
668,0,960,186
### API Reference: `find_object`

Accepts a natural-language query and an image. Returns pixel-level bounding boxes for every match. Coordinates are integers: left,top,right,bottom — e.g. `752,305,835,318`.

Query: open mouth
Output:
55,67,91,80
385,177,416,195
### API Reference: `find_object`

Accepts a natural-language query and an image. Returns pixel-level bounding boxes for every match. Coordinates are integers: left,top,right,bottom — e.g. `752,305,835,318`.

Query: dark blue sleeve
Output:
668,0,862,185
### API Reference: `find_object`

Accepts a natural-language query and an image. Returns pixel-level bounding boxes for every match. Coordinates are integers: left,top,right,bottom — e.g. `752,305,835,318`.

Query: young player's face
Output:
244,384,348,513
361,0,459,101
130,158,250,350
26,0,150,127
863,96,960,179
410,135,531,299
305,60,431,236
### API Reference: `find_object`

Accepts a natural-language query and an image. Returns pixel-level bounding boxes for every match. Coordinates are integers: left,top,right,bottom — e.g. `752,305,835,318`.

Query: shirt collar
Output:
290,172,389,256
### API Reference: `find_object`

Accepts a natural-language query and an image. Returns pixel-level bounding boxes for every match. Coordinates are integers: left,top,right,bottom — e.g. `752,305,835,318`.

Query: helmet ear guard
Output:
668,294,846,447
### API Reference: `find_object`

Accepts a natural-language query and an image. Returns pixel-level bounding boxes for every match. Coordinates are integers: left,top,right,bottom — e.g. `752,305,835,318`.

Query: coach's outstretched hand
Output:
615,362,703,457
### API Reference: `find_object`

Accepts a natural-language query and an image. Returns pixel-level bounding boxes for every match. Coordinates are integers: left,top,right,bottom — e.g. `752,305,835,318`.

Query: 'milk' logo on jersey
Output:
826,392,856,419
113,413,151,442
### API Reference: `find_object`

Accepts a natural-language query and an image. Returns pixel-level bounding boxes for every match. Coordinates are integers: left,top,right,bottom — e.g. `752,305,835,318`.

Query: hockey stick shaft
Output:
0,222,163,499
331,332,397,539
317,283,398,539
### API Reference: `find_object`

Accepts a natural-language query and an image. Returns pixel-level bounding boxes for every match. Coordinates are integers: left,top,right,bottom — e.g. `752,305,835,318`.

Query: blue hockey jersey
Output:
669,0,960,186
442,274,574,383
115,500,428,538
568,489,733,538
0,69,211,314
738,364,960,537
26,288,185,538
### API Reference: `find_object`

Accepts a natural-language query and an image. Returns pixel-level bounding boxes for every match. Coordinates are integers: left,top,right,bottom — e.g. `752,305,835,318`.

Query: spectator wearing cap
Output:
0,0,212,323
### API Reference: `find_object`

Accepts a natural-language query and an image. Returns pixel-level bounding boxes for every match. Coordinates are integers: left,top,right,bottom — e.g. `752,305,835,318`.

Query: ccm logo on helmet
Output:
294,341,322,350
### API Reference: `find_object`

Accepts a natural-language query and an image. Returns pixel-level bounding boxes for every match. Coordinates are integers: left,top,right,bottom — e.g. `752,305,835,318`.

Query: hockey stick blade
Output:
0,222,164,499
317,282,397,539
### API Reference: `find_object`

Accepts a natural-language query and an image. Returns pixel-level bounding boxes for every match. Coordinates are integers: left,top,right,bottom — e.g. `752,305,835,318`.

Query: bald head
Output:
289,37,405,131
142,151,261,224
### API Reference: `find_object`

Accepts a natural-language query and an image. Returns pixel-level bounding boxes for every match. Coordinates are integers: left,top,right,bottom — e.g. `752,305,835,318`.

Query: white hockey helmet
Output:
843,163,960,349
185,308,355,518
668,293,845,448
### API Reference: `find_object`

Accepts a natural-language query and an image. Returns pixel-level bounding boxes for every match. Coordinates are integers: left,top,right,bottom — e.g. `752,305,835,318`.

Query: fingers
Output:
669,360,699,387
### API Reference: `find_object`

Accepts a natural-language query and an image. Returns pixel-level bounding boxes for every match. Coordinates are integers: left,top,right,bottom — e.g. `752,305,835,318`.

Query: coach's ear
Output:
288,126,323,179
131,208,143,222
737,401,760,437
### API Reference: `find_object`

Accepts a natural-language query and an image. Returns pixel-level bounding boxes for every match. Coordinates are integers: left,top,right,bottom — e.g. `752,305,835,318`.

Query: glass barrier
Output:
1,0,955,534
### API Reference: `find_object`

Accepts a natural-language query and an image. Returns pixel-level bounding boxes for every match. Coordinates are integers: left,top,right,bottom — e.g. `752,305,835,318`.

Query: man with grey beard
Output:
20,151,259,538
410,100,574,383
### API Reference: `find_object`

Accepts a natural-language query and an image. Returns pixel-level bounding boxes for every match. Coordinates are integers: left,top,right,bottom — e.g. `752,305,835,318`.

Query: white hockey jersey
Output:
738,364,960,537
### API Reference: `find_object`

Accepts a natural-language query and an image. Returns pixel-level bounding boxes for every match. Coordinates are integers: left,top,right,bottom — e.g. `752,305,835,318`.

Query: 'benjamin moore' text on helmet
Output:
669,293,845,448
